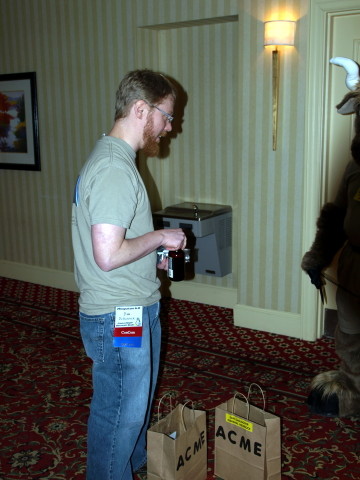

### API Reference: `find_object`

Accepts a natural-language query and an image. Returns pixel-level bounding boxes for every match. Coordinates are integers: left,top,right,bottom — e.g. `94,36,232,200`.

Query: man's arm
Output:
91,223,186,272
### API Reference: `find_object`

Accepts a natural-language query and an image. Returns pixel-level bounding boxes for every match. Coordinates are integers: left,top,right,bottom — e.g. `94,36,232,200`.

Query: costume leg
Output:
308,245,360,417
308,326,360,417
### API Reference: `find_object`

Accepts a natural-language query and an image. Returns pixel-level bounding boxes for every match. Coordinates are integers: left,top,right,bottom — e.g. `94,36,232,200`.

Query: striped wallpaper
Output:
0,0,308,315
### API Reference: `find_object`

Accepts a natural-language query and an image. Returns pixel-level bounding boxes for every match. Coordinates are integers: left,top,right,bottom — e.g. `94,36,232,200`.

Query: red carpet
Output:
0,277,359,479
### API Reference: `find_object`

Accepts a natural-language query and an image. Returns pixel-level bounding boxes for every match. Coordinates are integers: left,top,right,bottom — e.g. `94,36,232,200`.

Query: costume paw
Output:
308,370,360,417
307,387,339,417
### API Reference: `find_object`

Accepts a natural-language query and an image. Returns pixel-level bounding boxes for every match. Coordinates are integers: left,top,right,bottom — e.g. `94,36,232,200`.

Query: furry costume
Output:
301,57,360,417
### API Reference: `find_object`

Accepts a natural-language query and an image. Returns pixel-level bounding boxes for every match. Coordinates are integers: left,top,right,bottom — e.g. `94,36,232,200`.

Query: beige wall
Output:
0,0,310,336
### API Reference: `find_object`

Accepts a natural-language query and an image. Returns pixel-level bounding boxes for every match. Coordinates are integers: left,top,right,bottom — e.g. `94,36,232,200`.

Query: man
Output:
72,69,186,480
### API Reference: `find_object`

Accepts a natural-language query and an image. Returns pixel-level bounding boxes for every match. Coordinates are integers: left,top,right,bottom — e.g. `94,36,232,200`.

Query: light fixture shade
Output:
264,20,296,46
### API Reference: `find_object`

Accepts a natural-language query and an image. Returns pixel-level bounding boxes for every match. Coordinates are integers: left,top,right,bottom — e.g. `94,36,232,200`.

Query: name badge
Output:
113,306,143,348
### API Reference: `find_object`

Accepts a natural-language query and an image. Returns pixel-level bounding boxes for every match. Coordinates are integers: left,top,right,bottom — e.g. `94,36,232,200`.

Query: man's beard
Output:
142,118,161,157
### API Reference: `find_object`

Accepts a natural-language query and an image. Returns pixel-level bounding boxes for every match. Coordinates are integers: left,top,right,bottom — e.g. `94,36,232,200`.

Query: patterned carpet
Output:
0,277,359,479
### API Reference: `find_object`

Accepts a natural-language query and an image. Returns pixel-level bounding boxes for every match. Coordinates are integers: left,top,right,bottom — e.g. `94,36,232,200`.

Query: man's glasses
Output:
147,103,174,123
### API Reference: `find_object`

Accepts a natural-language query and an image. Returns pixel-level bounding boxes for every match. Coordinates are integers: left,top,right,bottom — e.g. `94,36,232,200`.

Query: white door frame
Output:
301,0,360,340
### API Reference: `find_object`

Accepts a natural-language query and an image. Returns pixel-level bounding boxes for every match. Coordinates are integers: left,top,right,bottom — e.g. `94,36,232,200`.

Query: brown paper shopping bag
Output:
147,395,207,480
214,383,281,480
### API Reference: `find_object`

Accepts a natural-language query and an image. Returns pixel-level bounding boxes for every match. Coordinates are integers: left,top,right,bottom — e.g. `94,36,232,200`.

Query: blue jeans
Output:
80,302,161,480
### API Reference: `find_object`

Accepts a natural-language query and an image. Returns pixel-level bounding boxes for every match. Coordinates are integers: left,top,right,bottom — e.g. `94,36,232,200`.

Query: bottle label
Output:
168,257,174,278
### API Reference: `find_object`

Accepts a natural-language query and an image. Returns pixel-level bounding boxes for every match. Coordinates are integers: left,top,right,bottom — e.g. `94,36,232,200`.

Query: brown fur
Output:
309,327,360,417
301,203,346,272
351,112,360,164
311,371,360,417
336,82,360,165
335,326,360,375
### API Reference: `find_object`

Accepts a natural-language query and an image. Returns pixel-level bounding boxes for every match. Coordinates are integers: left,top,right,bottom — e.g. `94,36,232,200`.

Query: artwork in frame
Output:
0,72,41,171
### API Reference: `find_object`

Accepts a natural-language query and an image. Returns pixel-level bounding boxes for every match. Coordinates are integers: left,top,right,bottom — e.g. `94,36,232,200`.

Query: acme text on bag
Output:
176,430,206,471
215,425,262,457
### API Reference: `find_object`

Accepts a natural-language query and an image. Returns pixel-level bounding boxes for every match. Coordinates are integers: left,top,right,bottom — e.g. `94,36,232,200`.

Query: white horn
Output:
330,57,360,91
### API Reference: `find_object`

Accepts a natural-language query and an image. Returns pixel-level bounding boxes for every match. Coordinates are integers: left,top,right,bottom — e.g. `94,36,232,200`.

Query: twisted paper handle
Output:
231,392,250,419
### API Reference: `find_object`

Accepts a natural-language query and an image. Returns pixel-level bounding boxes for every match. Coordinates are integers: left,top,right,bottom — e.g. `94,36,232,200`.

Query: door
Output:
323,13,360,312
302,0,360,341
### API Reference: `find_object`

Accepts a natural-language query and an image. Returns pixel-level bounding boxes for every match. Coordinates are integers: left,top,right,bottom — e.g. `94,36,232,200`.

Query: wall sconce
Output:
264,20,296,150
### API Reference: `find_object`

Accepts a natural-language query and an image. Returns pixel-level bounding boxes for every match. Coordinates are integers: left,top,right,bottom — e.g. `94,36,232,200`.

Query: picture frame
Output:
0,72,41,171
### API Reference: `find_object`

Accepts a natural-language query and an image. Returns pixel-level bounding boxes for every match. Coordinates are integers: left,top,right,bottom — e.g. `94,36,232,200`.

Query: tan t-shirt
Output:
71,135,160,315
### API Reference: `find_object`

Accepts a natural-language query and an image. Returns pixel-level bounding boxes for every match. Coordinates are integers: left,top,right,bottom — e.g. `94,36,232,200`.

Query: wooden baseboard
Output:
0,260,78,292
233,303,305,340
0,260,237,308
0,260,313,339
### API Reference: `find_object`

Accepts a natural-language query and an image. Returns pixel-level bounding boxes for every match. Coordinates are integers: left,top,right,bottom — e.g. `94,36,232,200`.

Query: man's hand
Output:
160,228,187,251
156,257,168,271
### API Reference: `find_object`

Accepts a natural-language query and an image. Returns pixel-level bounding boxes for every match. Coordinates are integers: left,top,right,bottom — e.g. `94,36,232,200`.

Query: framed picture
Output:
0,72,41,171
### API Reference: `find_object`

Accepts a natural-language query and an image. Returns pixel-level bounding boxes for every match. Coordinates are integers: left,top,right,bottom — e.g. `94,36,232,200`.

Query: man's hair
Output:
114,69,176,121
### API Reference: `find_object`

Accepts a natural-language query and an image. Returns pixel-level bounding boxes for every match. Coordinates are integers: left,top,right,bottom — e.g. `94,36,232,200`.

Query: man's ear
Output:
133,100,148,120
336,92,358,115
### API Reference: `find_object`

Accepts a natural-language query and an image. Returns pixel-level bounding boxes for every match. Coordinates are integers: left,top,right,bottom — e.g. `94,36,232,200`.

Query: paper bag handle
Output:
157,393,174,423
247,383,266,411
231,392,250,420
181,400,195,432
